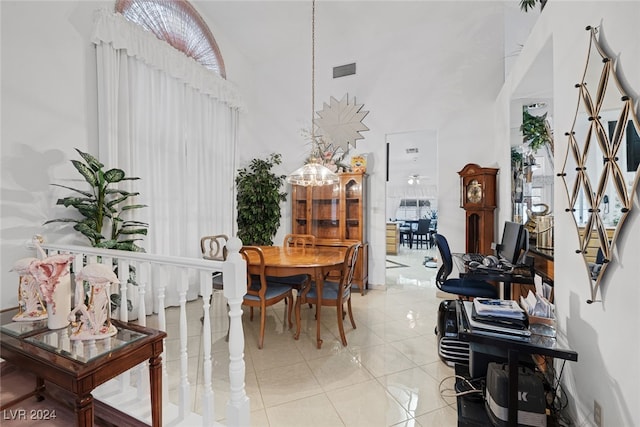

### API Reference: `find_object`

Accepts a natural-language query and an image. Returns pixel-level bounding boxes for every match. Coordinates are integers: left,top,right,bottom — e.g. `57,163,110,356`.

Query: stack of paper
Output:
520,290,556,338
471,298,529,330
464,301,531,340
520,290,554,319
473,298,525,319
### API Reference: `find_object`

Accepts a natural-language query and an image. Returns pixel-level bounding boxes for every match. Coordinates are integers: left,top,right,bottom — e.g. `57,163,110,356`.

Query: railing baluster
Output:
178,267,190,420
137,261,148,324
223,238,250,427
154,264,169,411
200,270,214,426
136,261,150,400
118,259,130,322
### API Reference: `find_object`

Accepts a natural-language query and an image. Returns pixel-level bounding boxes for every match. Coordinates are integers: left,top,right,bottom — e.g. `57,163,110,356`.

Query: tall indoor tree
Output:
235,153,287,245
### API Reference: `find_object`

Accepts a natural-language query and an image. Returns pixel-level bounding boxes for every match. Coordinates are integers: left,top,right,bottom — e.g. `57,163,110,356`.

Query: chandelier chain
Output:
311,0,316,142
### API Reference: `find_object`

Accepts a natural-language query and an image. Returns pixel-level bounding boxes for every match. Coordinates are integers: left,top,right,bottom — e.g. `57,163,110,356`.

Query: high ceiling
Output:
192,1,530,67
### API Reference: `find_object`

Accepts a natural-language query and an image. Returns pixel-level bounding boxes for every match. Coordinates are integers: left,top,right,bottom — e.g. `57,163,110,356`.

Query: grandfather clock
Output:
458,163,498,255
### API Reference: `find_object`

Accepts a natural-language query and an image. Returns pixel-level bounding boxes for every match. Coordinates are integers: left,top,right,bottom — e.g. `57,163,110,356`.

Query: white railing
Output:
36,237,250,427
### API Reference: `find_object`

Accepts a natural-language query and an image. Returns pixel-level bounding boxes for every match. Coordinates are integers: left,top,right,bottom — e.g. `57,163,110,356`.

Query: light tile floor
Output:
162,245,459,427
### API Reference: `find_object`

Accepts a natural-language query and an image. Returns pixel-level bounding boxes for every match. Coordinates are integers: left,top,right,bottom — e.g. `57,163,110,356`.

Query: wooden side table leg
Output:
75,393,93,427
149,354,163,427
35,376,45,401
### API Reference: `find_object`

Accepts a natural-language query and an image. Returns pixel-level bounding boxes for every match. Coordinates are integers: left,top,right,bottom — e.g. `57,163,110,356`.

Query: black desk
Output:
455,300,578,427
452,253,535,300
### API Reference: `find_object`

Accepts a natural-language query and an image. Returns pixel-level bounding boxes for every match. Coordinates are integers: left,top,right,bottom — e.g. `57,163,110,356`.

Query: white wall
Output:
496,2,640,425
1,1,108,297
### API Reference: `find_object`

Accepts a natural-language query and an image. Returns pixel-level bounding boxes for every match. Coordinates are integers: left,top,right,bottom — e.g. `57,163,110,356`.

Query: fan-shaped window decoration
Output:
115,0,226,78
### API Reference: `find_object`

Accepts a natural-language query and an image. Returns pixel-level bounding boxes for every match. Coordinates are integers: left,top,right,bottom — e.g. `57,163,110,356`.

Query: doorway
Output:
385,130,439,287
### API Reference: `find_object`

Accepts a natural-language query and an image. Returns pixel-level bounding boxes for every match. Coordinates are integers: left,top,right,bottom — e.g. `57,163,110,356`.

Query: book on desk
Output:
466,300,531,341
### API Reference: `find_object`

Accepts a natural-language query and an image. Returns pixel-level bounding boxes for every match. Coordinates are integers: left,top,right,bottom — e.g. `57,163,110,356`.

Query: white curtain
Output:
92,9,242,308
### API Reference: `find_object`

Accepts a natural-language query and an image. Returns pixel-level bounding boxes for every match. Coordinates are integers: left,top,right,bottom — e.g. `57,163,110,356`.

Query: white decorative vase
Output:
47,274,71,330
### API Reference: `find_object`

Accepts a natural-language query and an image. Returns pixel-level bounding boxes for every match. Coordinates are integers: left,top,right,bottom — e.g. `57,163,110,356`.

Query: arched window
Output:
115,0,226,78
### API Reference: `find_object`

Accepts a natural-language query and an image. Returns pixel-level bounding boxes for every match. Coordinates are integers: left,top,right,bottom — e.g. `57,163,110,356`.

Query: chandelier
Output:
286,0,339,187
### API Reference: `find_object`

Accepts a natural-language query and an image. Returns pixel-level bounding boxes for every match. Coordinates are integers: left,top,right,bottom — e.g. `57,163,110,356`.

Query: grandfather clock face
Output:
465,179,483,204
459,167,497,209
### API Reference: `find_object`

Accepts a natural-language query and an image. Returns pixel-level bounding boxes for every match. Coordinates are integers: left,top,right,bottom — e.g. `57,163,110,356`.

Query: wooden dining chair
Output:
283,233,316,248
240,246,296,349
200,234,229,338
296,243,360,346
200,234,228,289
268,234,316,291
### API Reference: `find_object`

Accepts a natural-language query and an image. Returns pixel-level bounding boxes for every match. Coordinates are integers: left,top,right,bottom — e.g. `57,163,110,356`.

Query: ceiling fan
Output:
407,174,429,185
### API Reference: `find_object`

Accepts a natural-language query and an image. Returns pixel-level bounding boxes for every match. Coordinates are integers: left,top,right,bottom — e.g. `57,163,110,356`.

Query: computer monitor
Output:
498,221,525,265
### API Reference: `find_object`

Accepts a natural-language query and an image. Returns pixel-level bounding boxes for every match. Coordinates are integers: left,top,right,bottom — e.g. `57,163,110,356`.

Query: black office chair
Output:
413,219,431,248
434,234,498,299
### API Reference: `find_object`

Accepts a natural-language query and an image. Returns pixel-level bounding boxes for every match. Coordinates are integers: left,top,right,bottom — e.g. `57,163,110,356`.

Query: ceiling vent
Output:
333,63,356,78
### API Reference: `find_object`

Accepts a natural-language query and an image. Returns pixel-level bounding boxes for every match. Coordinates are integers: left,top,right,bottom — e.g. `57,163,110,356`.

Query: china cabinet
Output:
291,172,368,293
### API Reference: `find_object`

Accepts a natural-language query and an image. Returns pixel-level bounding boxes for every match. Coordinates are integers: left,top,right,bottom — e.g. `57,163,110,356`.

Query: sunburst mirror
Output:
561,26,640,303
314,94,369,152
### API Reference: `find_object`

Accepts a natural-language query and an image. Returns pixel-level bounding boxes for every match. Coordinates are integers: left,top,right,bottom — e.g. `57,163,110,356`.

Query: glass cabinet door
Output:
291,185,310,235
345,178,363,240
311,183,341,238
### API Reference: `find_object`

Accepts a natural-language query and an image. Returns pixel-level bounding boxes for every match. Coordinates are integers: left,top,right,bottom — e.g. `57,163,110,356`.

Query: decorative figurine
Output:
11,257,47,321
68,263,119,340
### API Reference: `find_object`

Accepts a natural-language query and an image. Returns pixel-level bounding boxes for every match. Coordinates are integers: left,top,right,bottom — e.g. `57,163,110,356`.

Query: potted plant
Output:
519,0,547,12
521,110,552,154
235,153,287,245
45,148,148,251
44,148,148,313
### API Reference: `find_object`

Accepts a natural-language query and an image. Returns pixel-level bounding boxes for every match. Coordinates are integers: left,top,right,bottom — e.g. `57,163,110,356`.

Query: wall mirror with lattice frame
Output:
561,26,640,303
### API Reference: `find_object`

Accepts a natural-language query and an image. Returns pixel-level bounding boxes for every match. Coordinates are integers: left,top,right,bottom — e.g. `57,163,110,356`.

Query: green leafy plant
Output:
236,153,287,245
45,148,148,252
519,0,547,12
511,147,523,166
521,110,552,153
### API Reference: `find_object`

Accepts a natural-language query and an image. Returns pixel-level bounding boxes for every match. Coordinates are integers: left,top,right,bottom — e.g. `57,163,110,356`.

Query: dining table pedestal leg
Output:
314,268,324,349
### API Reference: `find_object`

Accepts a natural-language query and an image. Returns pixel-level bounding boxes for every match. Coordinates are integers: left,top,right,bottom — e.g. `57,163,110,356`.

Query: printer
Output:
485,362,547,427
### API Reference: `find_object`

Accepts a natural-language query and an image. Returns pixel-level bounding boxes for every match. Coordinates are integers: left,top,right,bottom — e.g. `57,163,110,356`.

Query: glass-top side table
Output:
0,308,146,364
25,327,146,364
0,307,166,427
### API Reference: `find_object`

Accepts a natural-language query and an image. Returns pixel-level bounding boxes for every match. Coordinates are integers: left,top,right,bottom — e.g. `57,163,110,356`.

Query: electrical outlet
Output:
594,400,602,427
